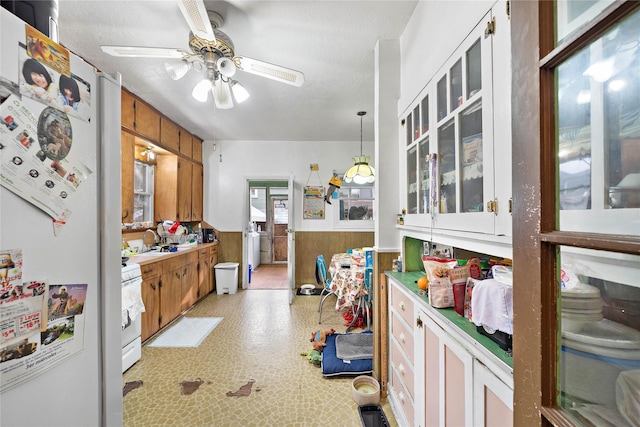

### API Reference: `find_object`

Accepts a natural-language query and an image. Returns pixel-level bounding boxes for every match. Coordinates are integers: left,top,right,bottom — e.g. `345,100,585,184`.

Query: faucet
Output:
142,229,159,252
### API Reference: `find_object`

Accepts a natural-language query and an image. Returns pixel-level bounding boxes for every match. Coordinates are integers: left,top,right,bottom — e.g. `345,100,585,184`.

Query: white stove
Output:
122,263,143,372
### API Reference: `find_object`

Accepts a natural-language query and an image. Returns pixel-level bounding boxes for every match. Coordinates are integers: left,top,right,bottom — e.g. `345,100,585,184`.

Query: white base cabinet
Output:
387,275,513,427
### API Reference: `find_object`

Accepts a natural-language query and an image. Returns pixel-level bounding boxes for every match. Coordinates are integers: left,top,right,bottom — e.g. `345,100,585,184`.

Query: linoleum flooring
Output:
122,288,398,427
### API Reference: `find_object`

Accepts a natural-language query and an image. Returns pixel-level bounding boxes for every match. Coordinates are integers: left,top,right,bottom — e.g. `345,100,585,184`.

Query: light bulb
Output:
192,79,212,102
231,81,250,103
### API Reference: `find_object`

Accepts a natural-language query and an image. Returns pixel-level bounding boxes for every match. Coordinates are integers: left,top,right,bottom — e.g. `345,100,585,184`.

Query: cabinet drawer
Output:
140,261,162,278
391,312,414,364
391,283,414,327
210,244,218,255
391,339,415,399
390,369,415,426
198,248,209,257
167,251,197,271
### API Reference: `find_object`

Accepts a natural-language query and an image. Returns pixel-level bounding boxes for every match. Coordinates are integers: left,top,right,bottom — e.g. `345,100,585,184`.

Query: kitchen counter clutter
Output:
127,242,218,342
386,270,514,427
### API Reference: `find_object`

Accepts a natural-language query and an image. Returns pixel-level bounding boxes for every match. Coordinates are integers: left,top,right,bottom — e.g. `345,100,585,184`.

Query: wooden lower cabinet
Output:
137,244,218,342
387,275,514,427
140,262,162,342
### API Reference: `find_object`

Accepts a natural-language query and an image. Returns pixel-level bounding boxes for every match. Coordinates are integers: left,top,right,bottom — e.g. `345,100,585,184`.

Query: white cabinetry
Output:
387,275,514,427
399,1,512,255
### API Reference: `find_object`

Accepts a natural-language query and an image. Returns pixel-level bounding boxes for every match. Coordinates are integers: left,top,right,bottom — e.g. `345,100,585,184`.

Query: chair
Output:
316,255,336,324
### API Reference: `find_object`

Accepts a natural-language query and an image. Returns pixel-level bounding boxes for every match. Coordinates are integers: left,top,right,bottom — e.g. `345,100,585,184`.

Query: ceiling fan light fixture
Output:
213,78,233,109
165,60,191,80
343,111,375,184
231,80,250,103
216,57,236,78
192,79,212,102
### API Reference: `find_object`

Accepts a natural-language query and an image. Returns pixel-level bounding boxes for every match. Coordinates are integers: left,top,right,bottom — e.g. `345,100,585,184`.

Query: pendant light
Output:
343,111,375,184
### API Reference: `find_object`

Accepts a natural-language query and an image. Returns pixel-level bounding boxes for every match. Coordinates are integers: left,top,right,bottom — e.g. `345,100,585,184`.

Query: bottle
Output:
397,255,403,272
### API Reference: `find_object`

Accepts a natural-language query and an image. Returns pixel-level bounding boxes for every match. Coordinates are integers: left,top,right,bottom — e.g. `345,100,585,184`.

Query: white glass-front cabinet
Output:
401,4,512,239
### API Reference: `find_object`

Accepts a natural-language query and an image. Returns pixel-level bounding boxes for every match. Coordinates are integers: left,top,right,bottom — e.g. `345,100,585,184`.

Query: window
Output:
133,160,154,222
336,182,374,223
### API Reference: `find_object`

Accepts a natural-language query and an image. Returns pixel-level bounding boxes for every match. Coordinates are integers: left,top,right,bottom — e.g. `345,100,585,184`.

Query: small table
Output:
328,253,370,330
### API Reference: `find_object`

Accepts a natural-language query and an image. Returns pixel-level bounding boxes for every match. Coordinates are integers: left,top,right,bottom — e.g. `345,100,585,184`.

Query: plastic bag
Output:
423,257,457,308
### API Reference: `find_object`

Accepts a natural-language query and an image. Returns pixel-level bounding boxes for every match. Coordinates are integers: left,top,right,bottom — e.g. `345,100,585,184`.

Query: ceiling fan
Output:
100,0,305,109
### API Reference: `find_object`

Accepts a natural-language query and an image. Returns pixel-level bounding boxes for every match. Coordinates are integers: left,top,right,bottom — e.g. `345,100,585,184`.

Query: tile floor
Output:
123,288,398,427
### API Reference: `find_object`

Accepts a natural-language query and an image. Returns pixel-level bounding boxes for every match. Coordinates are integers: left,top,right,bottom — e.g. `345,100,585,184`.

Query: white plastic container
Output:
214,262,239,294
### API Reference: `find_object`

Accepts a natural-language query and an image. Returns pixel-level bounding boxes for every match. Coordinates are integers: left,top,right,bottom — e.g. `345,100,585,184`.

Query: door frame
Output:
242,176,293,290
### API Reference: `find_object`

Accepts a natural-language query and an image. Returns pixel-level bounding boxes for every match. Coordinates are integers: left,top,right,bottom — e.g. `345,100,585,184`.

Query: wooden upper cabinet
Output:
177,159,193,221
135,99,160,142
154,154,178,222
121,131,135,223
179,129,193,158
120,90,160,142
191,163,203,221
160,117,180,152
192,137,203,163
121,91,135,131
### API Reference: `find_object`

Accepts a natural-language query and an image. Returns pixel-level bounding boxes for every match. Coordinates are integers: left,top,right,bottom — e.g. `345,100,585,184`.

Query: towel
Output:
471,278,513,335
335,332,373,360
122,276,145,327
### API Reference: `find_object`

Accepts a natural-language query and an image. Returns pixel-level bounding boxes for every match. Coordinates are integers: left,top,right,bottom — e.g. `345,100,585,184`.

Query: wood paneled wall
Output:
294,231,374,286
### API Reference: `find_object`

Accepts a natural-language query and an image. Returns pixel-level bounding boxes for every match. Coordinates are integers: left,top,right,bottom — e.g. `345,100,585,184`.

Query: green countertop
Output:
386,271,513,368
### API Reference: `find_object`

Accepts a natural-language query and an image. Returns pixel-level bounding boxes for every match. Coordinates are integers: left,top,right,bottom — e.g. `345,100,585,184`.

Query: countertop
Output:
386,271,513,369
127,242,218,266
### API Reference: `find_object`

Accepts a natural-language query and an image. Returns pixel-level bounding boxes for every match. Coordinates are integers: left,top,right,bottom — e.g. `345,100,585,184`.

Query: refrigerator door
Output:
0,9,122,426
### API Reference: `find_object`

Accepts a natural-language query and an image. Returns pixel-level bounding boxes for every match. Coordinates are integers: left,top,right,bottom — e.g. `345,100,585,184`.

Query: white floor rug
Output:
148,317,222,348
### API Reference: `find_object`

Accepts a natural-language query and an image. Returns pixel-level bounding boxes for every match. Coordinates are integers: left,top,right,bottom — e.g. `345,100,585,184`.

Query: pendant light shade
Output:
192,79,212,102
343,111,375,184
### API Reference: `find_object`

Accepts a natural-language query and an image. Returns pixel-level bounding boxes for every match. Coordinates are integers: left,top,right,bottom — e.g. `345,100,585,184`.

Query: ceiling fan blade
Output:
101,46,186,59
213,79,233,109
178,0,216,42
234,56,305,87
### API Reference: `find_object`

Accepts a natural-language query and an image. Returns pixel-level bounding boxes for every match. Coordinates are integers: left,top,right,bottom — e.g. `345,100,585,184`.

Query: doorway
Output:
245,180,293,292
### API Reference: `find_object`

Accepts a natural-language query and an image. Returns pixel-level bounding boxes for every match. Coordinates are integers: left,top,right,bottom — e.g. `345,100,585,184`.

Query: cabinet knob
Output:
400,301,405,311
399,332,405,343
399,364,405,376
416,316,423,328
399,391,405,404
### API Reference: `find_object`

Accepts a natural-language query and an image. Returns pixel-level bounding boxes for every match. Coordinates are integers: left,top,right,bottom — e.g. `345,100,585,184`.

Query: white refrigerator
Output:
0,8,123,427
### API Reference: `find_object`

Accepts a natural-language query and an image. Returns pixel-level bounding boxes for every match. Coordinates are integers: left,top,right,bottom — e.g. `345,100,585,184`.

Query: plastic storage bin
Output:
214,262,239,294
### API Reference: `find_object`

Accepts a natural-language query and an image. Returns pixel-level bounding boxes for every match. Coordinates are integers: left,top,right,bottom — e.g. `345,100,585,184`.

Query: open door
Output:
287,174,295,304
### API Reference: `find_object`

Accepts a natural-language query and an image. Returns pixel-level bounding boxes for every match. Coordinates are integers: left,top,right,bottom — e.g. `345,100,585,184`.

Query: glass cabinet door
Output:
557,9,640,236
407,145,418,214
432,14,495,233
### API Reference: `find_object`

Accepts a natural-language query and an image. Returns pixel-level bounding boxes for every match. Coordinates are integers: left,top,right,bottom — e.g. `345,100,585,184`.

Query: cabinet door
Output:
191,163,203,221
210,246,218,293
121,131,135,223
160,269,182,328
192,137,203,163
177,159,193,221
121,91,135,131
180,262,198,312
140,274,161,342
154,154,178,221
440,325,474,426
179,129,193,158
418,311,441,427
198,248,210,299
134,99,160,142
473,359,513,427
160,117,180,152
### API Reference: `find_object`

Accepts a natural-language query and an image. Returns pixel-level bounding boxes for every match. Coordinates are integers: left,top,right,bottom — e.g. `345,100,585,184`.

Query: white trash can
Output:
214,262,239,294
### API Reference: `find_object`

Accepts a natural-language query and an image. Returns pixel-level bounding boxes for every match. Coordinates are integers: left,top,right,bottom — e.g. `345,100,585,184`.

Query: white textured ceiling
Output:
57,0,417,142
